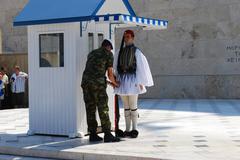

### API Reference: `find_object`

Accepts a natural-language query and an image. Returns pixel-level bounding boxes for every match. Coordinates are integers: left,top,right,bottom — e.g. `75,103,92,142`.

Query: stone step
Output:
0,154,54,160
0,146,166,160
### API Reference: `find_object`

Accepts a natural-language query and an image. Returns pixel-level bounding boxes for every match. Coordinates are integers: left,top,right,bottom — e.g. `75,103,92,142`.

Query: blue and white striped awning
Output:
94,14,168,30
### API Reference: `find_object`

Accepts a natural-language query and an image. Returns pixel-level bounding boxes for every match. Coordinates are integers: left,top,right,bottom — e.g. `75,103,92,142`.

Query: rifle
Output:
114,94,124,137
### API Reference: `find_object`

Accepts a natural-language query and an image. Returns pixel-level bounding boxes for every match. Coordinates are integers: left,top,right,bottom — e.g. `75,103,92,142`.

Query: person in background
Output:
11,66,28,109
0,72,4,109
0,67,9,108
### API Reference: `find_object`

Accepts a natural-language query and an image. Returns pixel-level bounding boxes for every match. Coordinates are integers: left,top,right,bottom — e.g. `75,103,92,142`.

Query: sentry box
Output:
14,0,168,138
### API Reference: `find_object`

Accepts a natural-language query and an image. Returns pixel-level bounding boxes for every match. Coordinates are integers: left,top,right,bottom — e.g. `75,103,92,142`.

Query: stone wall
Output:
0,53,28,74
121,0,240,98
0,28,2,53
1,0,240,98
0,0,28,53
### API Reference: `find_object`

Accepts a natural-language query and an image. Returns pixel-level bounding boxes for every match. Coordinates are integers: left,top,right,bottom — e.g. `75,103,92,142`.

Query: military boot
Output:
115,129,125,138
89,133,103,142
104,132,120,143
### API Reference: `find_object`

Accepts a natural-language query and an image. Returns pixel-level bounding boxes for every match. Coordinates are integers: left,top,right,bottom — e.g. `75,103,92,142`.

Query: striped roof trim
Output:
94,14,168,30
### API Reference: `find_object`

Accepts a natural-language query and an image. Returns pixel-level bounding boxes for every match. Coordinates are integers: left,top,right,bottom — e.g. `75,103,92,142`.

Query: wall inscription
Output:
226,45,240,63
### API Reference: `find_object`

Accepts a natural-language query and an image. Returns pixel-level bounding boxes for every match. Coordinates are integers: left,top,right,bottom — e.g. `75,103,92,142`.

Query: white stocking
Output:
121,96,131,132
129,95,139,131
131,109,138,131
124,109,131,132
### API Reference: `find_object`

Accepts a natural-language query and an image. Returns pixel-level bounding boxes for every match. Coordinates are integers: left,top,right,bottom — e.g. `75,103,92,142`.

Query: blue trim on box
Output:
14,13,169,28
94,13,122,21
114,15,119,21
94,14,168,29
104,15,109,21
14,16,93,26
129,16,133,21
92,0,106,16
13,0,105,26
122,0,136,16
147,19,150,24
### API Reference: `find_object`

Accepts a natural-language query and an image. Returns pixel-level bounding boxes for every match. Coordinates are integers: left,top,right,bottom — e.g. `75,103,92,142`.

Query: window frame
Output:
88,32,94,53
97,33,104,48
38,32,65,68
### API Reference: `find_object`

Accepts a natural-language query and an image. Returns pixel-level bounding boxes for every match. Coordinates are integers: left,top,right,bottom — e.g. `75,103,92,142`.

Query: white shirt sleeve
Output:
19,72,28,80
135,49,154,87
21,72,28,77
10,74,15,92
2,75,9,84
11,74,16,82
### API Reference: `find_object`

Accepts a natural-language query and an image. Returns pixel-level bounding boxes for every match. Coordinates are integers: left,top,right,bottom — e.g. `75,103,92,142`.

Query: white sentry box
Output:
27,22,115,138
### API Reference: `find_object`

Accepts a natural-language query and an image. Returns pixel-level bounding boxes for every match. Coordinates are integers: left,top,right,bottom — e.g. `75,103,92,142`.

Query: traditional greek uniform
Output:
114,44,153,134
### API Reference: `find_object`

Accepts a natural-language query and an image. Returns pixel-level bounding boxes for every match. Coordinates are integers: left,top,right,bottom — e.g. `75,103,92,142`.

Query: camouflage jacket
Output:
81,47,113,87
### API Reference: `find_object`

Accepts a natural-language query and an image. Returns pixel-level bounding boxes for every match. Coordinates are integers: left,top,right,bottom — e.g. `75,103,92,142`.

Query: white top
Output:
113,48,154,95
11,72,28,93
2,74,9,89
0,80,3,100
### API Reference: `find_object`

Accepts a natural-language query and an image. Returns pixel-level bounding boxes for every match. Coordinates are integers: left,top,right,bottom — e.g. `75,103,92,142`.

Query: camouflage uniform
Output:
81,47,114,133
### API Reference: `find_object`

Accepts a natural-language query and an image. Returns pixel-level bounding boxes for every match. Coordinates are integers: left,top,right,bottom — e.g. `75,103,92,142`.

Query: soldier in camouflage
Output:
81,39,120,143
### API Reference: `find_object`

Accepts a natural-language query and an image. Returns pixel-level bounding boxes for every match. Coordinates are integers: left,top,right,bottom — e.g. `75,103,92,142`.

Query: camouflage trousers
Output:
82,84,111,133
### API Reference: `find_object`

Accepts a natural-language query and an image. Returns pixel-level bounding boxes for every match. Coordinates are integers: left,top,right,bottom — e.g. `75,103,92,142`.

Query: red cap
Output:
124,30,135,38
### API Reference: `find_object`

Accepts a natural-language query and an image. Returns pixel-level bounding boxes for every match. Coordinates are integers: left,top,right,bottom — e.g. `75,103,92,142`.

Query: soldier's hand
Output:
114,81,120,88
107,81,116,88
107,81,113,86
107,81,120,88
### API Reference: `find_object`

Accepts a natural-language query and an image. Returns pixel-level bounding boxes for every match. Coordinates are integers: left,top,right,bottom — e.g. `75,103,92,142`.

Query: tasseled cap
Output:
124,30,135,38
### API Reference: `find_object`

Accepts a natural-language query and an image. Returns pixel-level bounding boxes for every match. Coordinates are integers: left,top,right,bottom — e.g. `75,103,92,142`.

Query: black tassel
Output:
117,34,125,74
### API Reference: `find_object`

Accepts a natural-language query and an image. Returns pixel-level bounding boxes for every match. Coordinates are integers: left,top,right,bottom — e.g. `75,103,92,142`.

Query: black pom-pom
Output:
115,129,125,138
130,130,139,138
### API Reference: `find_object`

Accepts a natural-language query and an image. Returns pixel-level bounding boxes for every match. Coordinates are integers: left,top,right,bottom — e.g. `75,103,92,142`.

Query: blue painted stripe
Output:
123,15,127,21
92,0,106,16
14,0,104,26
14,16,93,26
164,21,168,26
129,16,133,22
104,15,109,21
147,19,150,25
14,13,168,28
94,16,100,22
122,0,136,16
114,15,119,21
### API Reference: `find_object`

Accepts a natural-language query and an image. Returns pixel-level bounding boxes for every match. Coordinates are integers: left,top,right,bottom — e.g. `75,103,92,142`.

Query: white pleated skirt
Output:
114,74,147,95
113,49,154,96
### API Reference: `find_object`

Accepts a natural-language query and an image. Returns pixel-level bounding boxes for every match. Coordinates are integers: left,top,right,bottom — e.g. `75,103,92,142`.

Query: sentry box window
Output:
88,33,94,52
98,33,104,48
39,33,64,67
